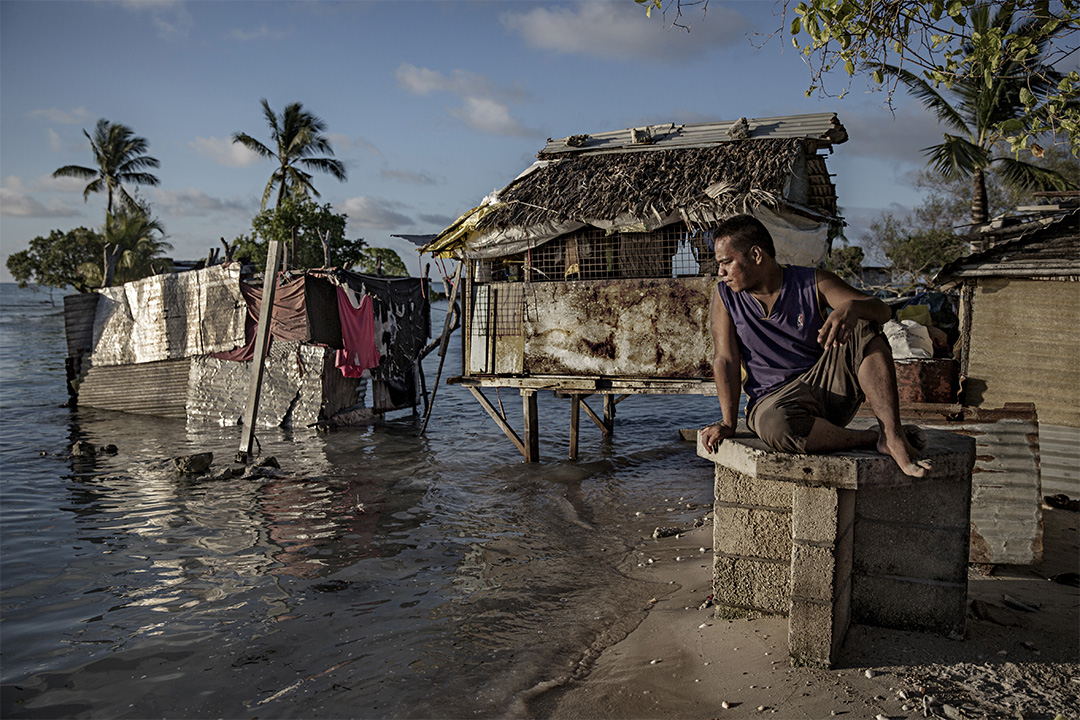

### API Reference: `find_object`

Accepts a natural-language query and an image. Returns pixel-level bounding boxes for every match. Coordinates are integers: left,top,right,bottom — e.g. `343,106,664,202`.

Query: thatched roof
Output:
423,114,846,260
476,138,808,233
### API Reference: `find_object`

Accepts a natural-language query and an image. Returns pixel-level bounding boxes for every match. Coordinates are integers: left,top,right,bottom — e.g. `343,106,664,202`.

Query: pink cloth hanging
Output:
334,287,381,378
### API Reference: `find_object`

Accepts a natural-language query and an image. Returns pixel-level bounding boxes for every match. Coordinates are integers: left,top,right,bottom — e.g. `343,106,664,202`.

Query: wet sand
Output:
533,503,1079,719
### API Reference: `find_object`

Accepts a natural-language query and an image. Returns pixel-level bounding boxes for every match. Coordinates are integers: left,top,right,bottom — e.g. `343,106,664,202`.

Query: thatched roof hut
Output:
423,113,847,265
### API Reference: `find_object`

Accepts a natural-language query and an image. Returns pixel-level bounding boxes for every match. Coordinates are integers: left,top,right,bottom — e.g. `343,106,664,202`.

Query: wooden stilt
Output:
603,394,617,433
569,394,581,460
579,397,609,436
237,239,282,463
468,387,525,456
522,390,539,462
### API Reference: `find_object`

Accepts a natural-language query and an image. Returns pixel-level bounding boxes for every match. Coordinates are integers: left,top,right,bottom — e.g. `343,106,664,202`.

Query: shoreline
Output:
532,504,1079,719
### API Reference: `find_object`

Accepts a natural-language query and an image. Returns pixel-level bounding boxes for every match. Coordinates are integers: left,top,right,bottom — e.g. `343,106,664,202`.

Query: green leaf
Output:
790,16,801,35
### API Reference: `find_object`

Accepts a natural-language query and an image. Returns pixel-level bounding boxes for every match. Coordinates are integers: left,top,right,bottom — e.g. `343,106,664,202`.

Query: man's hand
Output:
817,301,859,350
701,422,735,453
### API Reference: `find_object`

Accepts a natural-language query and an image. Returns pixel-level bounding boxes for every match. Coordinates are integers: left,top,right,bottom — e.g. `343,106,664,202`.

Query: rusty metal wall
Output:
77,359,191,418
964,278,1080,427
522,277,713,378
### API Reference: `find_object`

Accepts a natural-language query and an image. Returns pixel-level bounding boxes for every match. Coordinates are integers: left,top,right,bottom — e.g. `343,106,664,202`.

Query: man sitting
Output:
699,214,931,477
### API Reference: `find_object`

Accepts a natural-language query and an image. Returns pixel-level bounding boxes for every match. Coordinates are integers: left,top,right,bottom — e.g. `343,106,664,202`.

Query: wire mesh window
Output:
468,284,524,340
475,223,717,284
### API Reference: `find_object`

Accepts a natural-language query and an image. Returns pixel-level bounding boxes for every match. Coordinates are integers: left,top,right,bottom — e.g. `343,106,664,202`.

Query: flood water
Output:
0,282,722,718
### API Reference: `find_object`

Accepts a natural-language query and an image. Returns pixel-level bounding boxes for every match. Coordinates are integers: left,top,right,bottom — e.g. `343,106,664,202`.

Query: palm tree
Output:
80,202,172,287
231,99,348,212
880,3,1075,227
52,119,160,218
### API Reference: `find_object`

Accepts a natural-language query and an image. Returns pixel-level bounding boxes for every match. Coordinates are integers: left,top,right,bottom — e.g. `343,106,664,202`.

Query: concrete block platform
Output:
698,428,975,668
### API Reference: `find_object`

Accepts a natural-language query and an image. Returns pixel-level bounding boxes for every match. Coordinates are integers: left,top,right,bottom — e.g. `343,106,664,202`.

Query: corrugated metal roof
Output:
936,208,1080,283
539,113,847,157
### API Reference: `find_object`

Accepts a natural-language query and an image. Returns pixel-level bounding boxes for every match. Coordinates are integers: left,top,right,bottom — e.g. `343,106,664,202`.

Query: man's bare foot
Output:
877,426,933,477
903,424,928,452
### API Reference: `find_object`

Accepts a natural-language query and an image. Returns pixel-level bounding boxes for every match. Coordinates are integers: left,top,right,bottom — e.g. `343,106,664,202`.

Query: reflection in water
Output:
1,289,721,718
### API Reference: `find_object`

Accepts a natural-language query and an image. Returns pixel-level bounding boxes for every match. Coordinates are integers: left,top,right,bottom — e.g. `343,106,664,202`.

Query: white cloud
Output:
0,188,80,218
190,136,264,167
396,63,536,137
501,0,748,63
339,196,414,231
47,129,63,153
116,0,194,39
28,106,93,124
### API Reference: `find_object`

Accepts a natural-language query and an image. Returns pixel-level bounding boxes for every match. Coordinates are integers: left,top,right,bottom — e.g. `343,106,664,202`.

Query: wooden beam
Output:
238,239,282,462
419,262,463,434
468,386,525,457
522,390,539,462
579,397,610,436
603,395,617,433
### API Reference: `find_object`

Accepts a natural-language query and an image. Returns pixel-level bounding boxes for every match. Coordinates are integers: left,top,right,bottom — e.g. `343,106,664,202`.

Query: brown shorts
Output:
747,320,882,454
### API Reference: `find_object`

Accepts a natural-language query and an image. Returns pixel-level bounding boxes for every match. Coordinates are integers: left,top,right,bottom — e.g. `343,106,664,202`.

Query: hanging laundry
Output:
335,286,381,377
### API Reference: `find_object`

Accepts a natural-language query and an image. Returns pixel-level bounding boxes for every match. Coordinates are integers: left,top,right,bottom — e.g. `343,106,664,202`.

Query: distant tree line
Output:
8,100,409,292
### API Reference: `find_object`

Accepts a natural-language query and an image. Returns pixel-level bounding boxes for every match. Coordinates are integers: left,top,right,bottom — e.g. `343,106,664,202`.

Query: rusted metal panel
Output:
964,278,1080,426
539,113,846,156
78,359,191,418
894,359,958,404
522,277,713,378
1040,423,1080,499
859,404,1043,565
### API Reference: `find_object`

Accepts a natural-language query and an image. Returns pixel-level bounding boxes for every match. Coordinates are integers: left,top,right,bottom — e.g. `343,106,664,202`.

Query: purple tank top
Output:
716,266,824,409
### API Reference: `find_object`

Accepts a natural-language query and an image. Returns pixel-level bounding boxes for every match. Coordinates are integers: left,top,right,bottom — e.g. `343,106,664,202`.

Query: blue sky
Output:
1,0,950,282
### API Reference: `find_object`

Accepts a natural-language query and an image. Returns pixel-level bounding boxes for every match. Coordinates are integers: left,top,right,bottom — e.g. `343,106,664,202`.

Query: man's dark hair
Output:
714,214,776,258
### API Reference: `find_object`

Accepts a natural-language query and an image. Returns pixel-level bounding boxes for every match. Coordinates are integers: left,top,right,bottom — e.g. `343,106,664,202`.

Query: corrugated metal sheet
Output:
91,264,247,367
855,404,1043,565
964,278,1080,426
937,208,1079,283
1040,423,1080,499
78,359,191,418
539,113,847,156
63,293,99,357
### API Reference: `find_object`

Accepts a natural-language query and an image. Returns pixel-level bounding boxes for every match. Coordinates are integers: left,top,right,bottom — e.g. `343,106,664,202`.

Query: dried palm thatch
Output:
476,138,811,232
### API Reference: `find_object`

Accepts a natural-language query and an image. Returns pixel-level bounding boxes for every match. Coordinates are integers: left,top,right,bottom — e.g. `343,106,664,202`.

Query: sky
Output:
0,0,956,283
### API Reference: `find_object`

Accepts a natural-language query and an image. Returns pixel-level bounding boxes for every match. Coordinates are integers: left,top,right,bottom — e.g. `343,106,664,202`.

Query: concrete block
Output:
855,478,972,528
853,523,969,584
713,555,789,616
790,543,836,602
715,466,792,509
788,599,837,668
792,485,839,542
852,575,967,637
714,505,792,561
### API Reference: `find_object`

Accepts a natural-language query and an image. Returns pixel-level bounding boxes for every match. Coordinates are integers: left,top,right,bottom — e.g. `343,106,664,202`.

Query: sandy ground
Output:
532,503,1079,720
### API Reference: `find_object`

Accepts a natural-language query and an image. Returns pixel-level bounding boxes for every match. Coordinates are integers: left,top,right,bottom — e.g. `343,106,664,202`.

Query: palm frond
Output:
925,135,992,180
993,156,1077,192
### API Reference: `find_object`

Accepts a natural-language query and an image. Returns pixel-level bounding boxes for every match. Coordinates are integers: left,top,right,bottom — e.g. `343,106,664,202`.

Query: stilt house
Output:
423,114,849,459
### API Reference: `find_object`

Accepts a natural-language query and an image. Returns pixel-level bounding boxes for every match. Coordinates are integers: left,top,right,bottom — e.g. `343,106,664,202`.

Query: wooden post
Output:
237,239,282,463
569,394,581,460
522,389,539,462
419,263,463,435
603,394,617,434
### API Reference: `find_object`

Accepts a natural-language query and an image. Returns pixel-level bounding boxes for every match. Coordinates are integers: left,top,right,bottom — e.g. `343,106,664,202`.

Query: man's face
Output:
714,237,757,292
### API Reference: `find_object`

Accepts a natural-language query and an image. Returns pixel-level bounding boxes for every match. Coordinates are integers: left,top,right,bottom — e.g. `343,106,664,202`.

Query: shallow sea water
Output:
0,282,722,718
